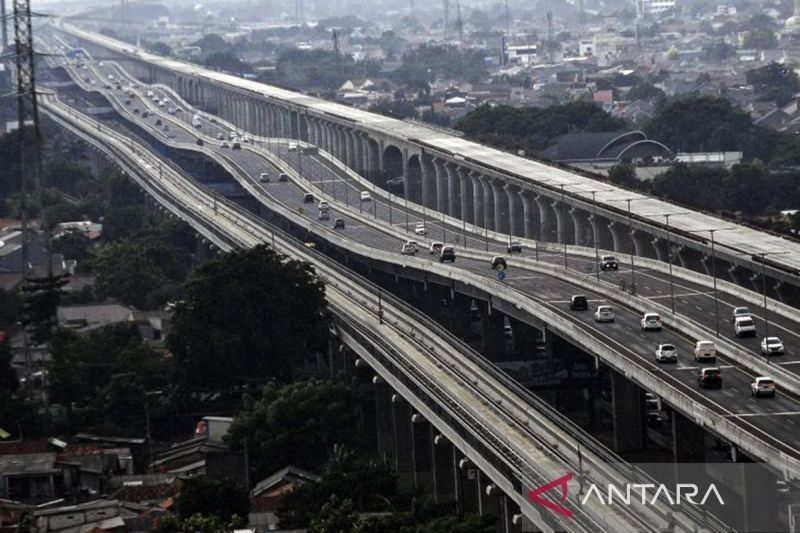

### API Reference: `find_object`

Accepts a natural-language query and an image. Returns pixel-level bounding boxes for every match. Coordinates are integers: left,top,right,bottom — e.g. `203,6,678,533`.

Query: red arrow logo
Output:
528,472,574,519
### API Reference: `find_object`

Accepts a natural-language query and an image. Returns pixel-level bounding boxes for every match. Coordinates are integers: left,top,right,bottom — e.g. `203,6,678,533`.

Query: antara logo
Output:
528,473,574,519
528,473,725,519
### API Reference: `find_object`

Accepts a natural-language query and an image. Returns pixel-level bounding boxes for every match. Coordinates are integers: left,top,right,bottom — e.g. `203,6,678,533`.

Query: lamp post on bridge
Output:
687,227,735,337
586,189,614,282
660,212,689,314
755,251,789,350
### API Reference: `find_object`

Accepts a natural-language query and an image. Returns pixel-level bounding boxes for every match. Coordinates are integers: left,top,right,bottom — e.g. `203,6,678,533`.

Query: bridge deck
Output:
59,22,800,272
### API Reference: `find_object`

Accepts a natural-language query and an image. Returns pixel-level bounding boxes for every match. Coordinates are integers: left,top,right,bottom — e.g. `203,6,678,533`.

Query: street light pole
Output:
757,251,788,344
661,212,687,314
591,191,600,282
560,184,568,270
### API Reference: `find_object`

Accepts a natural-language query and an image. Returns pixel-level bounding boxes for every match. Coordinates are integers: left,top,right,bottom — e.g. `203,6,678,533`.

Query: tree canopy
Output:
226,380,358,478
455,102,628,156
174,477,249,523
167,245,329,394
746,62,800,106
47,323,172,435
391,45,488,86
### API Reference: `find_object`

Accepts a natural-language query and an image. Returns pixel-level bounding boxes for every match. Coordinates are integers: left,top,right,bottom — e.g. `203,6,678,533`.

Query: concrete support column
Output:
479,475,502,521
445,163,461,218
391,395,413,474
458,457,480,515
671,410,705,462
374,379,394,464
492,180,509,235
459,168,474,224
481,306,506,362
570,207,591,246
434,159,449,214
344,128,355,170
611,370,646,453
432,433,456,507
608,221,629,254
471,174,484,229
481,177,495,231
506,185,523,239
553,200,571,244
410,415,434,493
421,156,437,210
520,190,536,240
535,194,557,242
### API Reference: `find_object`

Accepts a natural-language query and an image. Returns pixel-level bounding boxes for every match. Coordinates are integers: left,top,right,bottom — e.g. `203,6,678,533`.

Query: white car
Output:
401,242,417,255
732,306,752,323
734,316,757,338
429,242,443,254
360,191,372,202
414,223,427,235
761,337,785,356
404,240,419,253
655,343,678,363
640,313,662,331
318,201,330,211
594,305,614,323
751,377,776,397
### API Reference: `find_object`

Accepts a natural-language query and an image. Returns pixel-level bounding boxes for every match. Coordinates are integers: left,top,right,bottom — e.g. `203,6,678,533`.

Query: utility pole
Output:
455,0,463,42
546,10,554,64
442,0,449,37
1,0,8,49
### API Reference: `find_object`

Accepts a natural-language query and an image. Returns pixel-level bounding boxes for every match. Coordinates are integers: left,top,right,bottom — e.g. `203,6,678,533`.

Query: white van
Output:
734,316,757,338
693,340,716,362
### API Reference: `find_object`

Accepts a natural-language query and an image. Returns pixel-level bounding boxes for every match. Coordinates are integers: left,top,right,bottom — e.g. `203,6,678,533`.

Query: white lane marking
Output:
644,291,714,300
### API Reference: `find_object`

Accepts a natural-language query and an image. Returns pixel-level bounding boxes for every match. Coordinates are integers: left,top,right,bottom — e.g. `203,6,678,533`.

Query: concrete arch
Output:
365,137,381,183
420,155,437,210
406,154,423,204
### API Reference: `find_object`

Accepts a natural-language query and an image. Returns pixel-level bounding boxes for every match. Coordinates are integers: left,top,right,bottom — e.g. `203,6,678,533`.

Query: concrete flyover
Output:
47,52,800,491
52,21,800,308
39,92,739,532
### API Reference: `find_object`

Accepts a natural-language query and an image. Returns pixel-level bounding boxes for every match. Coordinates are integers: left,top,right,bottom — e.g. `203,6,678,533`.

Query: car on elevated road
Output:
761,337,785,356
414,223,427,235
600,255,619,271
655,343,678,363
594,305,614,322
569,295,588,311
751,377,776,397
401,242,417,256
360,191,372,202
429,242,443,255
440,246,456,263
507,240,522,254
698,367,722,389
491,256,507,270
640,312,662,331
693,340,716,362
732,306,752,323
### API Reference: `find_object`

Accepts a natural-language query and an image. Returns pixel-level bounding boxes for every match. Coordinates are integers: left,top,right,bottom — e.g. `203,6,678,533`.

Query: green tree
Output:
153,512,246,533
167,245,329,393
47,324,171,435
310,496,358,533
204,51,251,74
607,161,641,189
276,445,397,528
456,102,627,156
0,340,18,396
650,163,727,211
368,99,418,119
22,275,68,345
93,240,168,309
174,477,249,523
227,381,359,478
742,29,777,50
746,62,800,106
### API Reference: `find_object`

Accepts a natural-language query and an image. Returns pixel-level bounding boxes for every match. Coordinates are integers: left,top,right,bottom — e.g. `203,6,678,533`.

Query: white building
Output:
637,0,676,16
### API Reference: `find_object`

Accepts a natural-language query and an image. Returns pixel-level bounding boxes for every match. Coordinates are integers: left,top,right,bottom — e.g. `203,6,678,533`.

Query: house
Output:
150,417,244,484
57,304,132,331
52,221,103,241
0,441,79,505
248,466,320,531
33,499,128,532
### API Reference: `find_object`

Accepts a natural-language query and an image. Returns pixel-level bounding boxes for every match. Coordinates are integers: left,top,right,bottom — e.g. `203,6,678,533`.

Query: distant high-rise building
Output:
637,0,675,16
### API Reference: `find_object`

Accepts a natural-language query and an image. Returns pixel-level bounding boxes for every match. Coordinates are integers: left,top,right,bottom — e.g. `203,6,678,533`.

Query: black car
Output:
491,256,507,270
303,193,315,203
155,118,162,126
196,138,204,146
569,295,588,311
440,246,456,263
333,218,345,229
507,240,522,254
600,255,619,271
279,173,289,182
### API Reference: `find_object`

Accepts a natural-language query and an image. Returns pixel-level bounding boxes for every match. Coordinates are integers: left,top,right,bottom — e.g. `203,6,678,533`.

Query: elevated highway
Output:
42,46,800,488
53,20,800,308
37,88,738,532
